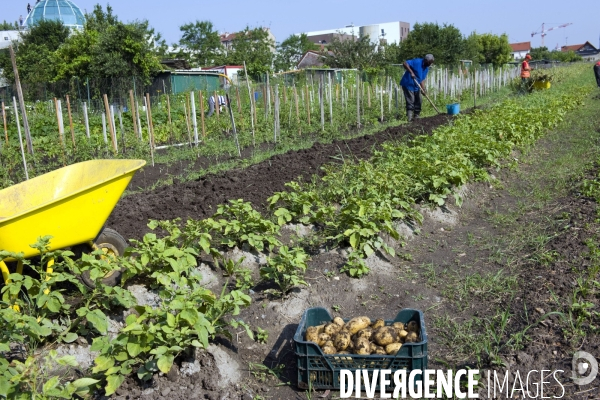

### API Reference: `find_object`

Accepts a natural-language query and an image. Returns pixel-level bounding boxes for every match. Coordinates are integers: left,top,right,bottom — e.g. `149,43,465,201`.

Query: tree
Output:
274,33,318,72
0,19,70,84
224,26,275,79
398,22,465,65
476,33,512,67
178,20,223,67
0,20,18,30
530,46,582,62
55,5,162,84
323,35,383,70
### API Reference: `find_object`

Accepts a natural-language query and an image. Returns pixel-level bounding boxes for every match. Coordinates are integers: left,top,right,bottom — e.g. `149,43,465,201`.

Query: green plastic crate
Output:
294,307,428,391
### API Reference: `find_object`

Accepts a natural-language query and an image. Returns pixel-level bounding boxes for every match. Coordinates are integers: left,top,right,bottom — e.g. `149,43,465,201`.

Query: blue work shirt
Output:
400,58,430,92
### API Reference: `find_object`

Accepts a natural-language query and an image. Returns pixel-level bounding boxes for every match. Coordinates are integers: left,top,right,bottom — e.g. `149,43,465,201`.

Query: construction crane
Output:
531,23,573,47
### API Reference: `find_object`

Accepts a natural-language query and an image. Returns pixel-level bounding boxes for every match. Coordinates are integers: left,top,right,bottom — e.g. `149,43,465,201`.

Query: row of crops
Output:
0,64,590,397
0,66,520,189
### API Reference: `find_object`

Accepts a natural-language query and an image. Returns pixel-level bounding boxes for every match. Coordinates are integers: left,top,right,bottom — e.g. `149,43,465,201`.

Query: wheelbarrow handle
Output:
404,63,443,115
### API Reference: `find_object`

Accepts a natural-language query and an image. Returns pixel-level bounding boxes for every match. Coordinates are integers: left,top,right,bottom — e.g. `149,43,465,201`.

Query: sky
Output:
4,0,599,51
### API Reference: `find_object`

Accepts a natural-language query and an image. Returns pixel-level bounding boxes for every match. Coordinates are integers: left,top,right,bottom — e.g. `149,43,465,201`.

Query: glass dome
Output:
25,0,86,30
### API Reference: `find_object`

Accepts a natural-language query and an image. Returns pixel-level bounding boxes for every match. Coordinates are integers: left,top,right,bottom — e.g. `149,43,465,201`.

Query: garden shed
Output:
150,71,224,96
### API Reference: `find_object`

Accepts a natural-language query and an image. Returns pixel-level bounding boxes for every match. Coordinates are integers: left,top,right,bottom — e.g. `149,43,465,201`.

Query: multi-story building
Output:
304,21,410,46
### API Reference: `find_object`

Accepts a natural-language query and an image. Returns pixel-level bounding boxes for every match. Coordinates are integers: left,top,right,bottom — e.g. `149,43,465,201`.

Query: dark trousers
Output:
402,87,422,115
595,65,600,88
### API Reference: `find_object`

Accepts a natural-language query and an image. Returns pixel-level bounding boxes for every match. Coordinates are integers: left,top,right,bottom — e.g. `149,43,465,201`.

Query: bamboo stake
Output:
243,61,256,146
129,90,138,137
328,73,333,126
356,72,361,128
226,94,241,157
273,85,280,142
66,95,76,148
12,97,28,179
190,91,198,145
119,106,125,151
199,91,206,138
145,94,155,149
183,100,193,148
53,98,64,147
293,86,300,134
9,46,33,154
83,102,90,139
166,94,173,143
103,94,117,152
305,83,311,126
2,102,8,144
319,74,324,132
214,90,220,119
101,113,108,144
143,95,155,166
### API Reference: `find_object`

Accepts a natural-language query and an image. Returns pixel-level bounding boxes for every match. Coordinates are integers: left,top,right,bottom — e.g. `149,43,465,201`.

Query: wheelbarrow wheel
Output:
80,228,128,288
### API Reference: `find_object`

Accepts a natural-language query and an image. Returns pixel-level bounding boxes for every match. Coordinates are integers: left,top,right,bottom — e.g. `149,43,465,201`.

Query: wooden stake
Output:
319,74,324,131
305,83,311,126
273,85,280,142
66,95,76,148
145,94,155,149
327,73,333,126
166,94,173,143
129,90,138,137
12,97,28,179
199,91,206,138
53,98,64,147
143,95,154,166
103,94,117,152
356,72,361,128
183,100,193,148
101,113,108,144
83,102,90,139
243,61,256,146
9,46,33,154
190,91,198,145
1,101,8,144
226,94,241,157
119,106,125,151
293,86,300,134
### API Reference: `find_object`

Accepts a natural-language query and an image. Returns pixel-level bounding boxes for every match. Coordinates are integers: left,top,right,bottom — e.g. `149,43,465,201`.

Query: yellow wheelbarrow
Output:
0,159,146,288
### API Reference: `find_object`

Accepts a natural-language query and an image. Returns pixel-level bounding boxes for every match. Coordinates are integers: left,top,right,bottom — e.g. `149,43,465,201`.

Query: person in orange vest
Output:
594,60,600,88
521,54,533,83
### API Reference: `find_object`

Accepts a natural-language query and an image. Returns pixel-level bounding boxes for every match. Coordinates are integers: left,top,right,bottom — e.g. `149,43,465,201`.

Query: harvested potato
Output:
405,332,418,343
407,321,419,333
371,343,387,355
334,331,352,351
306,326,319,343
392,322,405,332
373,326,399,346
385,343,402,355
355,327,373,340
324,323,341,336
371,319,385,330
354,337,371,355
322,345,337,354
347,339,355,352
324,340,335,348
317,333,331,346
397,329,408,341
333,317,345,327
345,316,371,335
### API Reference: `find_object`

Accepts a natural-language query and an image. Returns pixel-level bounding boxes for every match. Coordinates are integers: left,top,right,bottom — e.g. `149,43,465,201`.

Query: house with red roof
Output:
561,41,600,60
509,42,531,60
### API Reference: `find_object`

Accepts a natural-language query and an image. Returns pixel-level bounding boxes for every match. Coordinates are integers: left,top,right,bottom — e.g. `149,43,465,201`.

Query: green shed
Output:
151,71,224,95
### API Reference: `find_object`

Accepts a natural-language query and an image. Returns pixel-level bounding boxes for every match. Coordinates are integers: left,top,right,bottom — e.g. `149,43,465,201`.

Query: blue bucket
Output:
446,103,460,115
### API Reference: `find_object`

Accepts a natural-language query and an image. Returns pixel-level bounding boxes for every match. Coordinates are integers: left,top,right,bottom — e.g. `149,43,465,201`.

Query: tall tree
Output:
274,33,318,72
225,26,275,79
323,35,383,70
398,22,465,65
0,19,70,84
55,5,162,84
477,33,512,66
0,20,18,30
178,20,222,67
